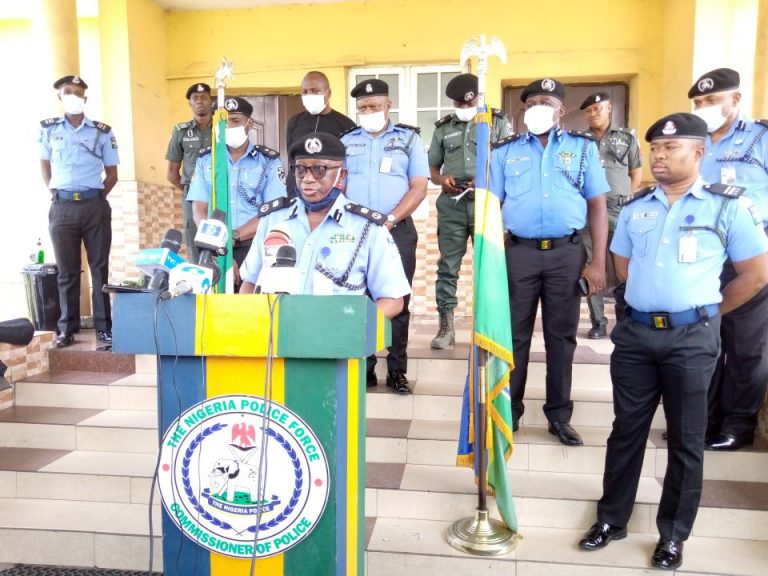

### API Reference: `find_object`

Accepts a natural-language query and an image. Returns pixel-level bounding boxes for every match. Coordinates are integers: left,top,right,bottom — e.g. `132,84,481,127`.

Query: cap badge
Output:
541,78,556,92
662,121,677,135
224,98,238,111
464,91,475,102
72,76,81,85
196,84,204,92
365,83,373,94
305,137,322,154
595,95,601,102
698,78,714,92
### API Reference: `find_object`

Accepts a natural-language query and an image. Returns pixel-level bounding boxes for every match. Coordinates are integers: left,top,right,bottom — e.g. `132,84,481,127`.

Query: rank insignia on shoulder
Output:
254,144,279,159
568,130,597,141
258,196,296,217
93,121,112,134
395,123,421,135
339,125,360,138
277,166,286,185
619,185,656,206
435,114,452,128
491,108,505,118
40,117,61,127
344,203,385,225
174,121,191,131
704,183,745,198
618,127,637,136
198,146,212,156
492,134,520,149
756,119,768,129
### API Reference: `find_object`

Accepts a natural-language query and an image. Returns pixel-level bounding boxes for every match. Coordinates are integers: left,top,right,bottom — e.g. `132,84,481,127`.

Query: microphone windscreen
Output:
274,245,297,267
160,229,183,253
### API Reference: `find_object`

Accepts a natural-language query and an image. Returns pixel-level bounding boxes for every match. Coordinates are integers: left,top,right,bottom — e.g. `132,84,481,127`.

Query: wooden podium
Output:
113,293,389,576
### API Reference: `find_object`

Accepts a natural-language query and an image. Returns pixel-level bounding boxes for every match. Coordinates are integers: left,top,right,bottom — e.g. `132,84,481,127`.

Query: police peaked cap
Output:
446,74,479,103
580,92,611,110
350,78,389,99
520,78,566,102
289,132,346,162
53,75,88,90
186,82,212,99
688,68,740,98
645,113,707,142
216,96,254,117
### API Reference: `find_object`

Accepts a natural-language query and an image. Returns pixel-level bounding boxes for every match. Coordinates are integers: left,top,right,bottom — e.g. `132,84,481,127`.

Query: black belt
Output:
53,189,103,202
628,304,719,330
505,231,580,250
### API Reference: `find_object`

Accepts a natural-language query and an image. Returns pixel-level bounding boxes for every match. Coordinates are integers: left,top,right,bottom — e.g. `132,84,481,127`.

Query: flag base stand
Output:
446,508,517,556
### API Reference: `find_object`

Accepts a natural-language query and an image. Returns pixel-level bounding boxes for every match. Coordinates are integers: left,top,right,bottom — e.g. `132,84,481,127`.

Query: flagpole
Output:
212,57,234,293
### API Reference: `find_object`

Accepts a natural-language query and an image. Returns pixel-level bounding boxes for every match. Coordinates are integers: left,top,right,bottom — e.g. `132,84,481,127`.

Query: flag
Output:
211,107,233,293
456,105,517,532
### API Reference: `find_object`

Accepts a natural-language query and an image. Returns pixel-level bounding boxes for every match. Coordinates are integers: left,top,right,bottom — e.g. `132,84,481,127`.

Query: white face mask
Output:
693,104,728,133
454,107,477,122
359,111,387,134
61,94,85,115
225,126,249,148
524,104,557,135
302,94,326,115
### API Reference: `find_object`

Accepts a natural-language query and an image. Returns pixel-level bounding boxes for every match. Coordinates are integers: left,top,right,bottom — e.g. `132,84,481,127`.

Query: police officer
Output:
240,132,410,319
165,82,213,262
490,78,609,446
39,75,120,348
579,92,643,339
285,71,356,197
688,68,768,451
187,96,286,284
341,79,430,394
579,113,768,570
428,73,511,349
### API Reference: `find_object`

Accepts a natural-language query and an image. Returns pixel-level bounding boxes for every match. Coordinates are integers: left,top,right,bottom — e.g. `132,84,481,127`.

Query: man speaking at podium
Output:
239,132,410,320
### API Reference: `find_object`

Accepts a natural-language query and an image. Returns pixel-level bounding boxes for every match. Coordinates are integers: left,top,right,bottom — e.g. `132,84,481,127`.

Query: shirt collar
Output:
651,177,708,203
295,193,349,226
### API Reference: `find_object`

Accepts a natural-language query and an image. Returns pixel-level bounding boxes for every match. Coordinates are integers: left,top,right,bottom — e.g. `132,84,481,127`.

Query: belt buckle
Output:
73,192,81,201
650,313,671,330
538,239,553,250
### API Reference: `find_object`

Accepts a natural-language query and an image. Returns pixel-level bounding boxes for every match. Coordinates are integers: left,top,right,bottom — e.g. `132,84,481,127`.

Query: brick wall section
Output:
0,332,55,405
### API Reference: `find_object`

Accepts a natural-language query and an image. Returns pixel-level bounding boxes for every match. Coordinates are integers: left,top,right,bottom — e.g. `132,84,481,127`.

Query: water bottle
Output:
36,238,44,264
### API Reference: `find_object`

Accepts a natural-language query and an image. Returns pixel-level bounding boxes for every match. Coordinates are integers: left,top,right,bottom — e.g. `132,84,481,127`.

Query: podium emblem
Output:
158,394,330,558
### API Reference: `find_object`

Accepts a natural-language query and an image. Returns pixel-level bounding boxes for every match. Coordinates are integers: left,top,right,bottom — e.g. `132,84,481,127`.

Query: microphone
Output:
164,263,215,298
256,245,299,294
135,229,184,292
195,209,228,285
160,280,193,301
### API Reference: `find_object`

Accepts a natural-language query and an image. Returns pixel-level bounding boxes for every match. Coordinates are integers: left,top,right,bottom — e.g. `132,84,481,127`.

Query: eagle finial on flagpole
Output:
214,57,234,108
460,36,507,109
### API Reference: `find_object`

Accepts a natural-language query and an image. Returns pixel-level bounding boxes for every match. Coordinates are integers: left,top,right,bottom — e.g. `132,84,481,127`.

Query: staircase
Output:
1,310,767,575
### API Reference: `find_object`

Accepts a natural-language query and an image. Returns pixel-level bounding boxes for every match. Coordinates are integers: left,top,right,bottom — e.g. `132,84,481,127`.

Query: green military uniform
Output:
582,126,642,327
165,119,212,261
429,109,511,312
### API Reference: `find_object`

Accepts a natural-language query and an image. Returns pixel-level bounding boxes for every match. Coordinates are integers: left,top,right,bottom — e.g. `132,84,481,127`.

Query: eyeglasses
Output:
294,164,342,179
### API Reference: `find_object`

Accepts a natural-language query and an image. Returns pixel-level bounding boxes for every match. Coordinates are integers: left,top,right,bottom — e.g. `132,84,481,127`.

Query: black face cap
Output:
520,78,565,103
446,73,479,102
350,78,389,99
53,75,88,90
289,131,346,162
688,68,740,98
580,92,611,110
217,96,253,117
186,83,211,99
645,112,707,142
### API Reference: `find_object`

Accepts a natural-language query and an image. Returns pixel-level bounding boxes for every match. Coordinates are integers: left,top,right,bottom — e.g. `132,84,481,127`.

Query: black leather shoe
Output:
366,372,378,389
97,330,112,343
651,538,683,570
54,332,75,348
578,521,627,550
587,322,607,339
548,421,583,446
512,420,519,432
705,432,754,451
386,371,411,394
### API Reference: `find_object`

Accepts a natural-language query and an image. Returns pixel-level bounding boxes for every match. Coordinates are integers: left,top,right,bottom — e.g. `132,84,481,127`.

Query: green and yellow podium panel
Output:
113,294,389,576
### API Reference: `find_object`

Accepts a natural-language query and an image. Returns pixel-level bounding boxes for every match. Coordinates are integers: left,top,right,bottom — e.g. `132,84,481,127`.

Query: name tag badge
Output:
380,156,393,174
721,166,737,185
679,234,697,263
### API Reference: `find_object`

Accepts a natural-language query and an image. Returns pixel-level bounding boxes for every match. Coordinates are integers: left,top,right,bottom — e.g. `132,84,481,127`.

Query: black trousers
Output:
367,216,417,376
708,259,768,438
505,235,584,423
49,195,112,333
599,315,720,541
233,240,252,294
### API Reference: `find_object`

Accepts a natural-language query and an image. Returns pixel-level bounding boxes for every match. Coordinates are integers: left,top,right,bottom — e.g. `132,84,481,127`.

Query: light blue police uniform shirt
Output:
187,143,286,228
699,115,768,225
240,193,411,300
341,121,430,215
611,178,768,313
39,116,120,191
490,128,609,237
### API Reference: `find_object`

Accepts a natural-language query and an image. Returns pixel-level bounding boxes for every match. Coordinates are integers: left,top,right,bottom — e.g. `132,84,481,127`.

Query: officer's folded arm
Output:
103,165,118,195
720,252,768,315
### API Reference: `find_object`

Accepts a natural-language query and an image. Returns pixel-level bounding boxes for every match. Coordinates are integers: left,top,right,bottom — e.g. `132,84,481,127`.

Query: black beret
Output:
688,68,740,98
350,78,389,99
186,83,211,99
645,113,707,142
520,78,566,103
53,75,88,90
446,74,479,103
580,92,611,110
219,96,253,117
290,132,346,162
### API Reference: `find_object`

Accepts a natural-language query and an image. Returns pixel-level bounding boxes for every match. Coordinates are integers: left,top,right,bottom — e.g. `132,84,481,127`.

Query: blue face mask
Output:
303,168,343,212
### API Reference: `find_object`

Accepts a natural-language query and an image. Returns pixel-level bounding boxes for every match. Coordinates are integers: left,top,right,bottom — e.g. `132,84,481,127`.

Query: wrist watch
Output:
232,229,241,245
386,214,397,227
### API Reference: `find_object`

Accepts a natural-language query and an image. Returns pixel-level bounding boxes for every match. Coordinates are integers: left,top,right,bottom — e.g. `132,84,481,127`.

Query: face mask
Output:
693,104,728,133
359,111,387,134
303,169,342,212
454,107,477,122
225,126,249,148
302,94,326,115
524,104,557,135
61,94,85,115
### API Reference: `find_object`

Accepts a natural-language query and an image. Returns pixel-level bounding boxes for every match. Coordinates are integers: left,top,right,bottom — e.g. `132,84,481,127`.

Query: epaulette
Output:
93,121,111,134
174,120,192,131
703,183,745,198
435,114,452,128
491,108,505,118
258,196,297,218
491,134,521,149
395,123,421,135
619,185,656,207
339,125,360,138
40,117,62,128
198,147,212,156
253,144,279,159
344,203,386,225
617,127,637,136
757,119,768,129
568,130,597,141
